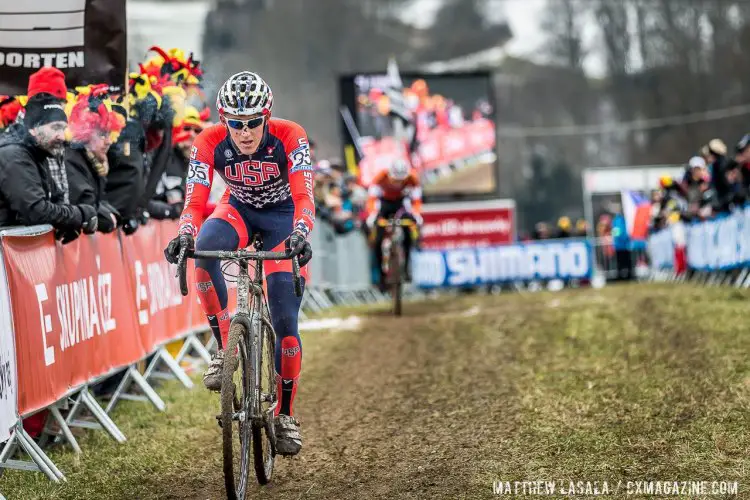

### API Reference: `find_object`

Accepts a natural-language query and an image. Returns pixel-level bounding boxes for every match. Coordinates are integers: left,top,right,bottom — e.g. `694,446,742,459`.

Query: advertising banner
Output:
0,0,127,95
420,200,515,250
413,239,593,288
1,229,143,415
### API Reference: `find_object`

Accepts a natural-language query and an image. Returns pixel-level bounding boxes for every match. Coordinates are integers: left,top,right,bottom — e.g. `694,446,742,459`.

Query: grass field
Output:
2,283,750,499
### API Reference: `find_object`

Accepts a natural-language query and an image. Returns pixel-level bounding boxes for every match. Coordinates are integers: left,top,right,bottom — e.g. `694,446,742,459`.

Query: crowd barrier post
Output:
174,331,212,366
104,363,166,414
0,421,65,482
40,405,82,454
65,386,126,443
143,346,194,389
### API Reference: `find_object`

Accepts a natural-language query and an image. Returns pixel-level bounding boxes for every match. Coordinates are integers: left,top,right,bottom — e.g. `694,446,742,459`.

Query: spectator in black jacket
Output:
106,109,145,234
705,138,732,212
152,105,204,219
64,91,125,233
735,134,750,191
0,94,97,237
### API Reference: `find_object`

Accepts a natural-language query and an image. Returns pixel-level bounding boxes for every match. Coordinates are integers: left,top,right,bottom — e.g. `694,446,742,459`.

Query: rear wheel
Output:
252,313,277,484
221,322,252,500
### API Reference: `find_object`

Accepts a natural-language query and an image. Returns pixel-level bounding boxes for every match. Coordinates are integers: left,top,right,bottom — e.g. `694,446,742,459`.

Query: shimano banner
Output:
413,239,592,288
686,206,750,271
0,0,127,95
648,225,676,270
647,206,750,272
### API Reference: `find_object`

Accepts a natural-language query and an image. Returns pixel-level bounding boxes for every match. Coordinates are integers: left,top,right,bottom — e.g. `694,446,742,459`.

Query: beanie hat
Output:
27,67,67,100
23,94,68,129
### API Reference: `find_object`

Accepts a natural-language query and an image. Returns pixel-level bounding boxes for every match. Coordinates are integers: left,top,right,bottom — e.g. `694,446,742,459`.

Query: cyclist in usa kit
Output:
164,71,314,456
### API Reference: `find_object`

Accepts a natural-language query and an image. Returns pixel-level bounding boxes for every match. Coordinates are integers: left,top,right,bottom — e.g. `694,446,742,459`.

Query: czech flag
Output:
621,190,651,240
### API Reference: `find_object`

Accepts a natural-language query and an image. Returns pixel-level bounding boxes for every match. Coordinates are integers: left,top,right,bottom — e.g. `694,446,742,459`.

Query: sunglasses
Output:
225,116,264,131
183,125,202,133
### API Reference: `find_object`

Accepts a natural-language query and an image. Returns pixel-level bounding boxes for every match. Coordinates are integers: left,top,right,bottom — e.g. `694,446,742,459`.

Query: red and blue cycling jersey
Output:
178,118,316,239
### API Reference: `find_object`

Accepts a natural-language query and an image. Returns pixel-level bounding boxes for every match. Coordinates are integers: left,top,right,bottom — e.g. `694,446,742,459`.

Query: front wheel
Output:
221,322,252,500
252,313,277,484
389,238,403,316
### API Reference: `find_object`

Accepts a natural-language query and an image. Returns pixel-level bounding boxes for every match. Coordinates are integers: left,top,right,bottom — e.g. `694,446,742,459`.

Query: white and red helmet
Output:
216,71,273,117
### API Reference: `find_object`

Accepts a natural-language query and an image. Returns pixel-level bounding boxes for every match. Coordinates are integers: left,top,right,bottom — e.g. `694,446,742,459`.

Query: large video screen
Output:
339,72,498,198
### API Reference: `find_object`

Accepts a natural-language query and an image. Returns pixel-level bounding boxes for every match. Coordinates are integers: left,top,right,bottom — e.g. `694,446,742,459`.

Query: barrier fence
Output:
0,218,389,482
647,206,750,286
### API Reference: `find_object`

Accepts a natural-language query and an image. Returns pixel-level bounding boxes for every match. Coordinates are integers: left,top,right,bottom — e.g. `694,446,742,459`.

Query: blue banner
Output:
647,206,750,272
412,239,593,288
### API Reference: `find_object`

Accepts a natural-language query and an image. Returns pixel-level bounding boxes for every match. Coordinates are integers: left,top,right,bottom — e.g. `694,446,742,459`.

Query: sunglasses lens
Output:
226,117,264,130
226,119,245,130
247,117,264,129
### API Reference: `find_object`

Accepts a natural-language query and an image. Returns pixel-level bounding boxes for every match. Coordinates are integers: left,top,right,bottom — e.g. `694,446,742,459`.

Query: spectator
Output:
532,222,551,240
342,173,367,213
0,96,21,130
705,138,732,212
682,156,709,220
153,105,207,214
0,73,97,238
64,90,124,233
575,218,588,237
106,101,145,234
555,216,572,238
610,203,633,281
734,134,750,190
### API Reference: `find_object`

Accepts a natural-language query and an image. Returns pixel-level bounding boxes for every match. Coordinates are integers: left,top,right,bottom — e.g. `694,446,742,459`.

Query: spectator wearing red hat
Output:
0,77,98,236
64,93,125,233
27,67,67,100
26,67,74,205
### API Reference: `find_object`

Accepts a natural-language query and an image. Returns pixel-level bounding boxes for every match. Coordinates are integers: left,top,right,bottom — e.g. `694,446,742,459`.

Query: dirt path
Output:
6,285,750,499
173,297,524,500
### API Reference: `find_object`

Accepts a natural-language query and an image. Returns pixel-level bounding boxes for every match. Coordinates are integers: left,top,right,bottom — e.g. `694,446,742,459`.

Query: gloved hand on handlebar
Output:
164,233,195,264
285,230,313,267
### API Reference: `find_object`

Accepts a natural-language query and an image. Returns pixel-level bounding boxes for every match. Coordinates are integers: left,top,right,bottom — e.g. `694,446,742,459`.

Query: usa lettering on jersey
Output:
224,160,281,186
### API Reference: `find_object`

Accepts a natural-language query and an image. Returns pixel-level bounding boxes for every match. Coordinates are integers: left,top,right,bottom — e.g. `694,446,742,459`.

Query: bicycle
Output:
377,211,417,316
175,236,303,500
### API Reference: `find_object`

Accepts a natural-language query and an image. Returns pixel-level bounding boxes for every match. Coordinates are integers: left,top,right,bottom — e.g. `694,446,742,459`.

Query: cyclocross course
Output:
3,284,750,499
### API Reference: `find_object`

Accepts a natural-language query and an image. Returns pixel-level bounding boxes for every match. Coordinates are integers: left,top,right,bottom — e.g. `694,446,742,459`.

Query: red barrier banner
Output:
2,230,144,415
121,220,191,350
2,219,272,416
420,199,516,250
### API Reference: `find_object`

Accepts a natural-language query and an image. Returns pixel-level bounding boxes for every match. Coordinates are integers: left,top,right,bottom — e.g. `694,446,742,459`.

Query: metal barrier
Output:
589,237,650,281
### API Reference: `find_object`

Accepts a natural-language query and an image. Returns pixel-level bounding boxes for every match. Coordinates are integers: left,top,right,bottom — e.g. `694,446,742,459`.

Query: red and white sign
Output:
420,199,516,250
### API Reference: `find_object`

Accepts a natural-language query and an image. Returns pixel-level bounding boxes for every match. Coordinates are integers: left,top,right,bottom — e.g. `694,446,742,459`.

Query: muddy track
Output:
8,285,750,499
168,295,530,500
